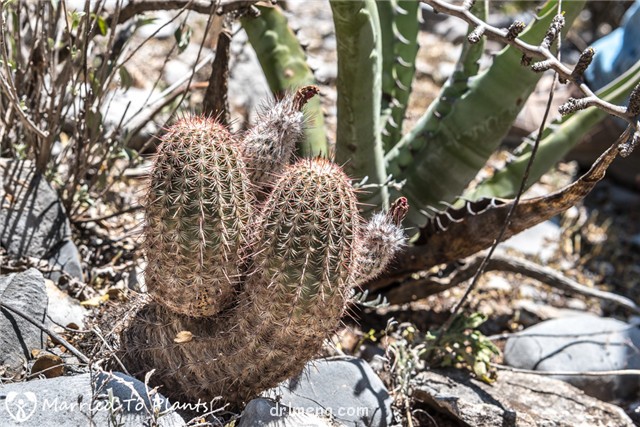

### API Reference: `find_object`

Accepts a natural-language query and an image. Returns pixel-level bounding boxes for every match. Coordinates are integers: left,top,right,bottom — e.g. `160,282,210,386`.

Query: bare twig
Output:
489,324,640,341
420,0,636,124
109,0,270,26
437,0,565,338
384,252,640,314
493,363,640,377
91,327,130,375
0,302,90,364
74,205,143,224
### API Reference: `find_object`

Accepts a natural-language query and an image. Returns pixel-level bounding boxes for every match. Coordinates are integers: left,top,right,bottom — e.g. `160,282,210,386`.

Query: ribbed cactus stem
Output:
240,85,320,190
227,157,360,401
356,197,408,285
121,158,361,406
144,116,253,317
120,94,409,409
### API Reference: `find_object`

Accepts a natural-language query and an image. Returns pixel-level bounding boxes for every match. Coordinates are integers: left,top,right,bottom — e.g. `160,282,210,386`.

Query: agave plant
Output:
240,0,640,296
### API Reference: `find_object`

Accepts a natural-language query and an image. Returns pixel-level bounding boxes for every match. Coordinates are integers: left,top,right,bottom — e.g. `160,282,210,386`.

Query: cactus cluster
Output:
119,86,407,408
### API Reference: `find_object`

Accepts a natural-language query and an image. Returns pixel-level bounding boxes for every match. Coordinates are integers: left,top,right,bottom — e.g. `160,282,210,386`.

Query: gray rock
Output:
262,357,392,427
47,240,83,282
498,220,561,262
0,372,185,426
44,279,86,330
239,399,341,427
504,315,640,401
412,369,633,427
0,160,82,281
514,300,590,327
0,269,47,376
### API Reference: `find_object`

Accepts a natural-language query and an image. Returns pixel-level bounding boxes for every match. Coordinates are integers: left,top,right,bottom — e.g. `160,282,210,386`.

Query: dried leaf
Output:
372,141,621,289
174,331,193,343
80,293,109,307
31,353,64,378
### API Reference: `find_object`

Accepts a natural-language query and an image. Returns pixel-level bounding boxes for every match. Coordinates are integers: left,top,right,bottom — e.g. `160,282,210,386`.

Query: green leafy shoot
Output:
423,313,500,383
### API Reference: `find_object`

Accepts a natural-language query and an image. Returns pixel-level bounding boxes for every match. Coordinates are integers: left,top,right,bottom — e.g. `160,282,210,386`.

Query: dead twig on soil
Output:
385,252,640,315
0,302,90,364
493,363,640,377
74,205,143,224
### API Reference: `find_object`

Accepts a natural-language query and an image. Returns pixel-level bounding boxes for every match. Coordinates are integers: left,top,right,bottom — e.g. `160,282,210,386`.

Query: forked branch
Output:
420,0,640,135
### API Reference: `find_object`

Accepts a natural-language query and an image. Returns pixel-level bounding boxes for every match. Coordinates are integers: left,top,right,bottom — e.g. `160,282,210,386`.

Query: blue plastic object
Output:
585,0,640,91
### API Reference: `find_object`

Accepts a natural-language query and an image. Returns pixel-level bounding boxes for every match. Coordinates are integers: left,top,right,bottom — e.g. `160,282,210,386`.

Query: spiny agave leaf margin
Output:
465,58,640,200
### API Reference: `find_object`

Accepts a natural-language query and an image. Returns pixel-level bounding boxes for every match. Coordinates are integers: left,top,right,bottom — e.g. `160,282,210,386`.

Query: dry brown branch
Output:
384,253,640,315
0,301,90,364
420,0,638,126
493,363,640,377
203,29,231,123
109,0,271,25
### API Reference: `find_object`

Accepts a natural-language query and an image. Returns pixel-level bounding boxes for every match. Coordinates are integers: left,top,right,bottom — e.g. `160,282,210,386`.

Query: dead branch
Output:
493,363,640,377
382,252,640,315
203,29,231,123
420,0,639,127
0,301,91,364
109,0,271,26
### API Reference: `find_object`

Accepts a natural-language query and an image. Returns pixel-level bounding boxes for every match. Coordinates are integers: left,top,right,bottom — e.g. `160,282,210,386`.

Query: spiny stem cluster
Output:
120,86,407,407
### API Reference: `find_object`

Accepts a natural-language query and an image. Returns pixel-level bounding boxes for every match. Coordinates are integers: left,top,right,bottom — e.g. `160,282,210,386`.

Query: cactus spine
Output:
120,90,407,408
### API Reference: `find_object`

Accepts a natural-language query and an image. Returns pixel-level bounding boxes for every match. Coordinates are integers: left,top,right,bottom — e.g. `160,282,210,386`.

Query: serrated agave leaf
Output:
241,5,327,158
385,0,585,228
464,58,640,200
377,0,421,151
398,138,620,273
331,0,388,210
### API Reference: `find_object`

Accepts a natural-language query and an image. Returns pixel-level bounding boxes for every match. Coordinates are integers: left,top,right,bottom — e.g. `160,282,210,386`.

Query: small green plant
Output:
120,87,409,407
423,313,500,383
386,314,499,389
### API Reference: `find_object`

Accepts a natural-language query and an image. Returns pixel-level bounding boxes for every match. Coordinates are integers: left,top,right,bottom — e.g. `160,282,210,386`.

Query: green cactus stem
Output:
122,158,359,405
144,116,254,318
120,119,407,409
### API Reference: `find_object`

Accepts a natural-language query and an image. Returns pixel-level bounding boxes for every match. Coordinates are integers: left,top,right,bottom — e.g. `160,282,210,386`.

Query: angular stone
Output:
412,369,633,427
0,372,186,426
0,269,47,376
504,315,640,401
263,357,392,427
1,160,82,281
44,279,86,330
